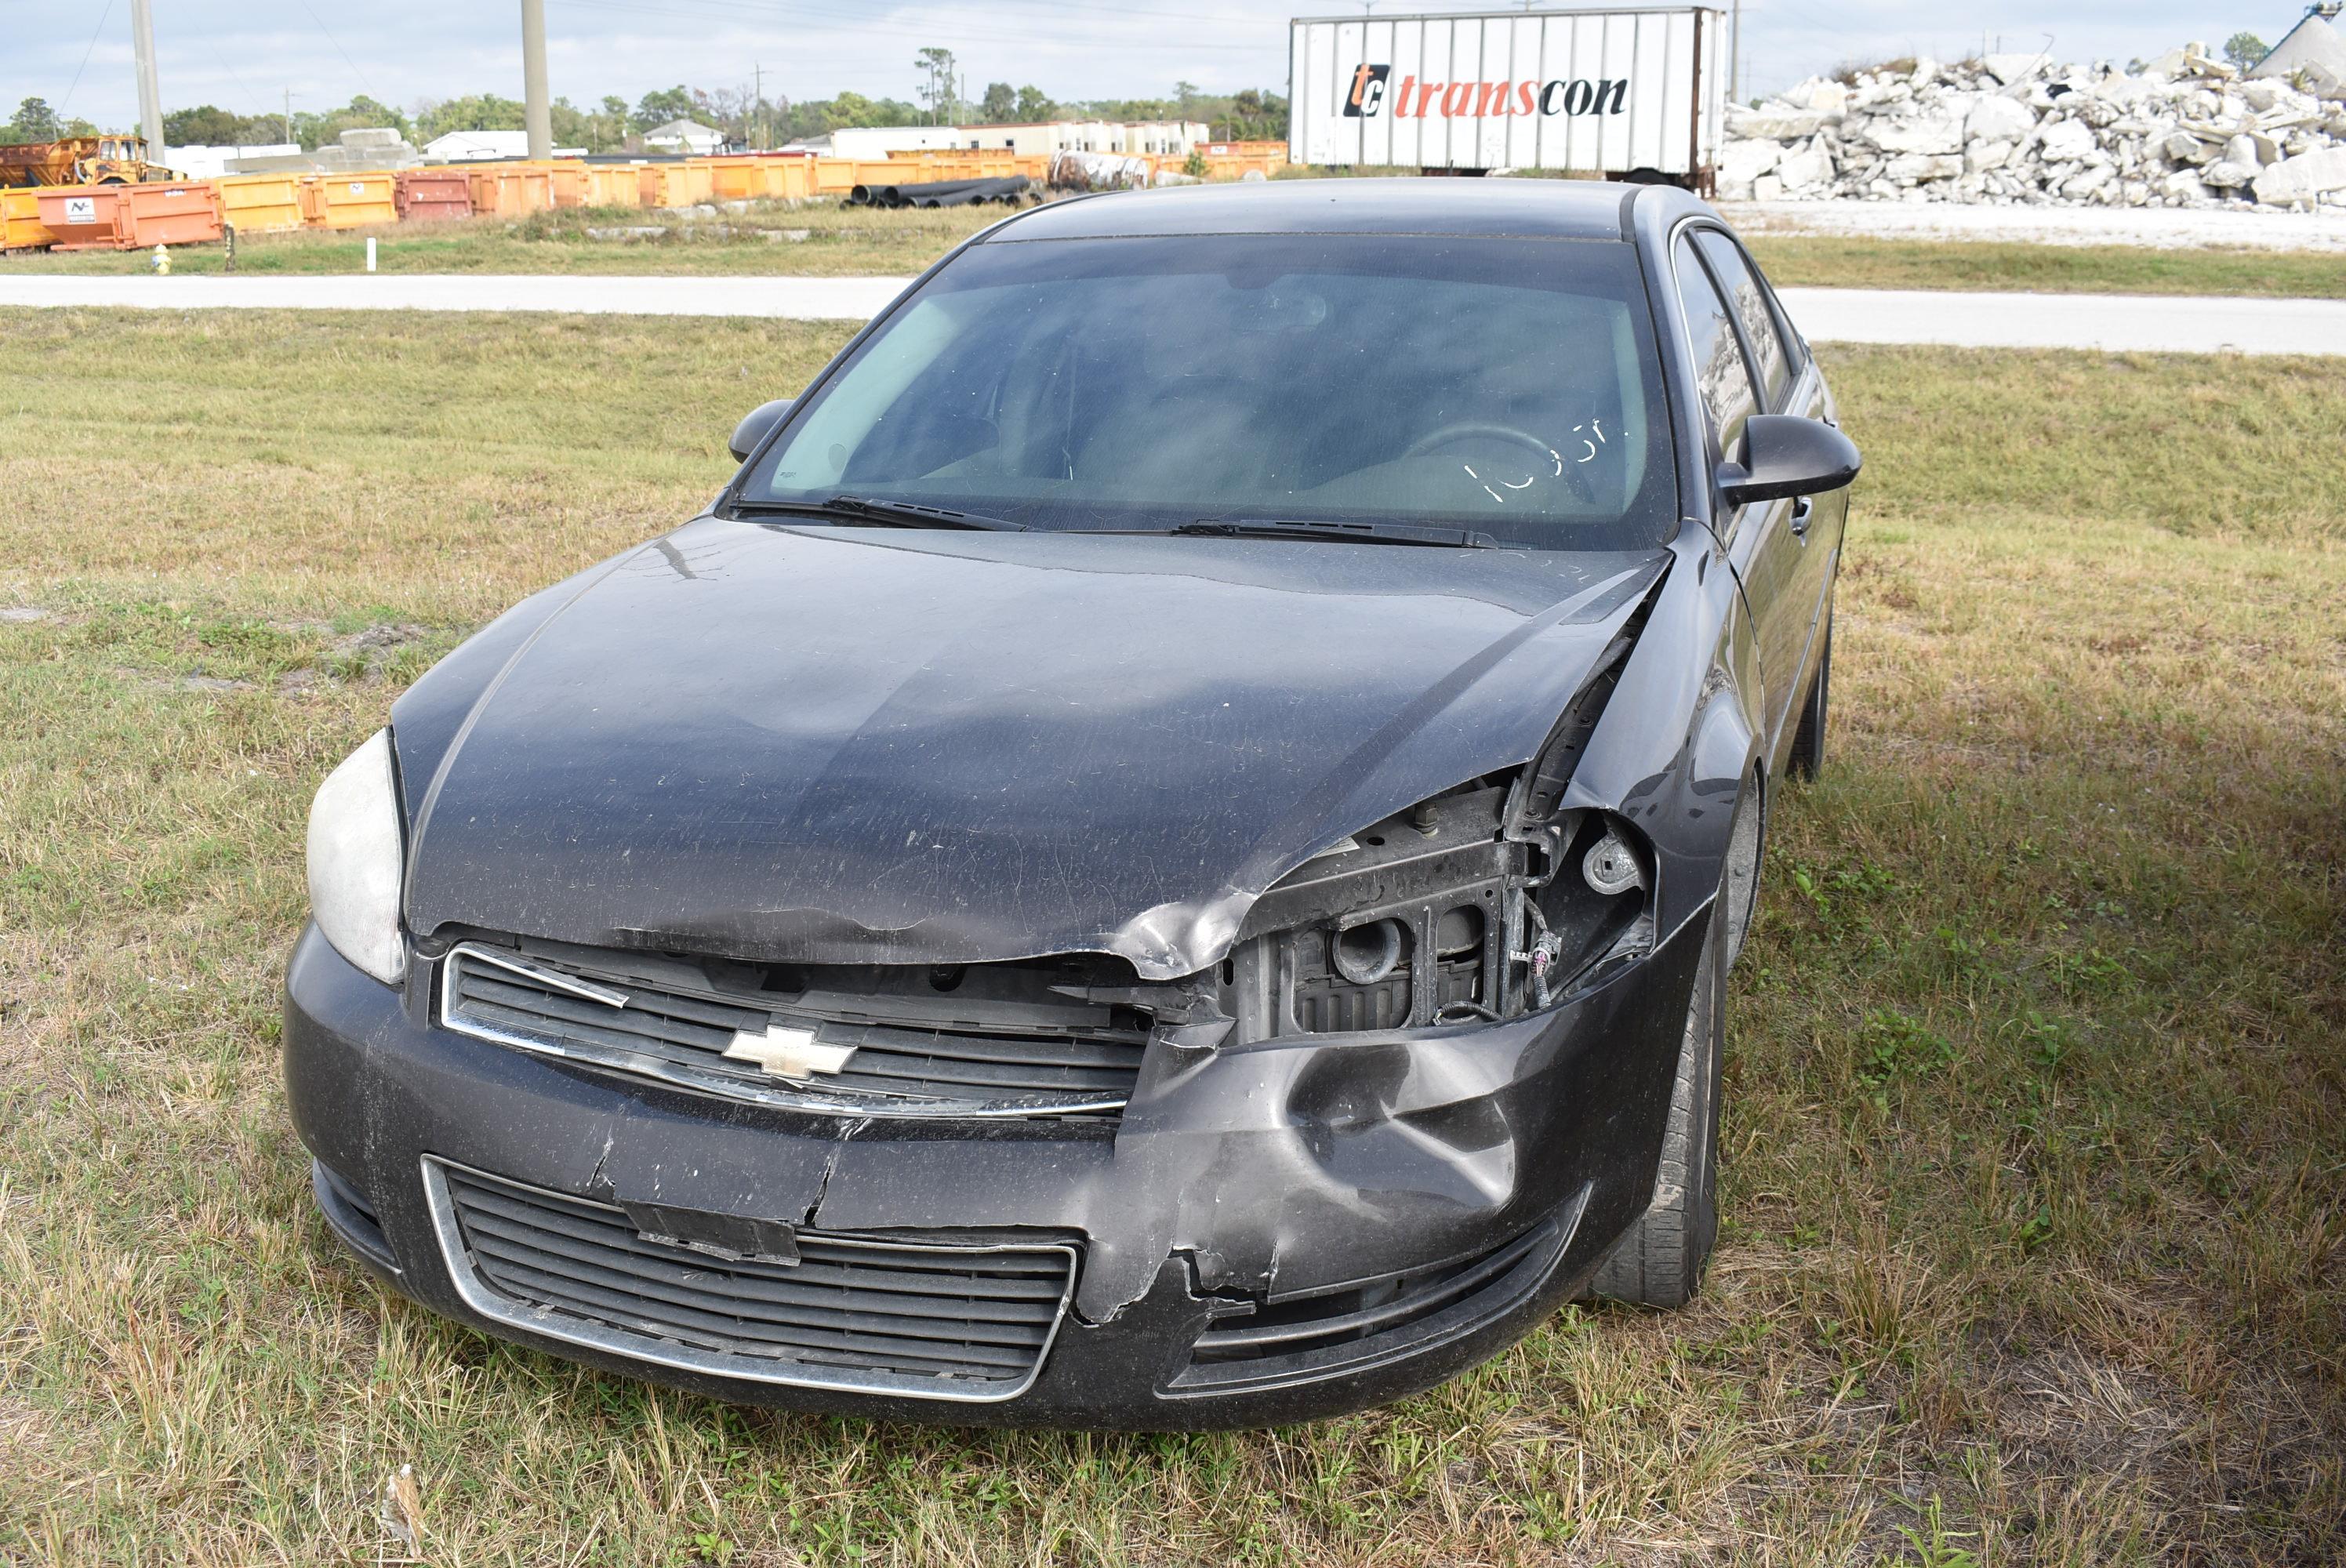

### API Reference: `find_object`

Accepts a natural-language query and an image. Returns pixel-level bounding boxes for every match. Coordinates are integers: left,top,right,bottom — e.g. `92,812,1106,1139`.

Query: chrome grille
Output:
426,1159,1076,1402
439,944,1148,1118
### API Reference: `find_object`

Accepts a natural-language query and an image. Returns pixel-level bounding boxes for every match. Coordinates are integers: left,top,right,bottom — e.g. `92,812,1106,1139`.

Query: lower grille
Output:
440,944,1148,1119
425,1159,1076,1403
1166,1198,1579,1397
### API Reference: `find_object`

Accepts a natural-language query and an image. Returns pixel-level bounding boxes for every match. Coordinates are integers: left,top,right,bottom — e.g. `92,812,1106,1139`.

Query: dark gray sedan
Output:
286,178,1857,1428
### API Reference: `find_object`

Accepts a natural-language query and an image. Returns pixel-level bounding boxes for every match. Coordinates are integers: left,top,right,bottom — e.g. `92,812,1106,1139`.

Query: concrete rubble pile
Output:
1720,38,2346,209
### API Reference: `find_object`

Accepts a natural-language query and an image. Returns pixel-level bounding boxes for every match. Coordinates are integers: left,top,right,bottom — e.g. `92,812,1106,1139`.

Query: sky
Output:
8,1,2317,134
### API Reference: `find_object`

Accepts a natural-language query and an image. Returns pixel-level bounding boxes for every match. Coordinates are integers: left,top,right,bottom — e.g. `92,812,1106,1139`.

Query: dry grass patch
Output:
1,312,2340,1563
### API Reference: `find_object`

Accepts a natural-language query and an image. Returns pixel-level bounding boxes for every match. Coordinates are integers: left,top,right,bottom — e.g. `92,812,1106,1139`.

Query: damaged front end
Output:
285,543,1726,1428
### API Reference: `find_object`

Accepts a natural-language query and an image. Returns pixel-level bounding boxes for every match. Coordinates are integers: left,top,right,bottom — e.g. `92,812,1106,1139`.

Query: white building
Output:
162,143,300,180
786,121,1212,161
962,121,1211,157
419,130,586,162
782,125,972,159
641,119,724,155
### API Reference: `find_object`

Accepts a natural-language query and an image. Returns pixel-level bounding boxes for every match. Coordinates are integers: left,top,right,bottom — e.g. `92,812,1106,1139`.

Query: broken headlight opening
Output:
1207,781,1654,1043
1189,605,1658,1041
306,728,408,986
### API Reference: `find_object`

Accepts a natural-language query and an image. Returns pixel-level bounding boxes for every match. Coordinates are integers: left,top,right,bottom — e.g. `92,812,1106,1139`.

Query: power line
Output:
59,0,118,117
293,0,380,100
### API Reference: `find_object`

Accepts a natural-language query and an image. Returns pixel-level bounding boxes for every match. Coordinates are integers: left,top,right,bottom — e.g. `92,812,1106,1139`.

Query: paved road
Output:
1727,198,2346,252
5,272,2344,354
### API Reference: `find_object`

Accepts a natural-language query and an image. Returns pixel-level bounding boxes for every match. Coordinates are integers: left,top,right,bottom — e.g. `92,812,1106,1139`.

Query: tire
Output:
1787,615,1832,782
1587,869,1733,1309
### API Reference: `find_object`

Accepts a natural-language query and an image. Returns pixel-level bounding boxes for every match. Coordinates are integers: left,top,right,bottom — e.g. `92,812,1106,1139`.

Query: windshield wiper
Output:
1171,518,1497,549
732,495,1028,532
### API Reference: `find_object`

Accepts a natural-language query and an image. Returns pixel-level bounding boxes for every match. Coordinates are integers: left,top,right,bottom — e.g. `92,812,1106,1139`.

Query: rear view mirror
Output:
729,399,795,463
1718,414,1862,507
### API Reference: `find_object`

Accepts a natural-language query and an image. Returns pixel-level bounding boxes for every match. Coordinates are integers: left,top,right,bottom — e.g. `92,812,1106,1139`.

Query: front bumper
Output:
283,915,1702,1429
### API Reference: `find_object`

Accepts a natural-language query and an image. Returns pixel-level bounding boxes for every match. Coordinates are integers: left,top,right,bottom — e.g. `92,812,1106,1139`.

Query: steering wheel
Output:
1404,422,1597,504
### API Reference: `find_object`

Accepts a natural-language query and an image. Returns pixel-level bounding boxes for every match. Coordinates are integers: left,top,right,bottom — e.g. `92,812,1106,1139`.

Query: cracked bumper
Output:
283,916,1702,1429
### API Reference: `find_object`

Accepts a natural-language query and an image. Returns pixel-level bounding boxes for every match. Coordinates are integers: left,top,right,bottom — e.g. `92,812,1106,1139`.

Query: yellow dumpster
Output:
759,156,815,200
299,172,398,229
2,188,54,251
212,172,305,233
641,162,714,208
702,156,764,201
583,164,644,208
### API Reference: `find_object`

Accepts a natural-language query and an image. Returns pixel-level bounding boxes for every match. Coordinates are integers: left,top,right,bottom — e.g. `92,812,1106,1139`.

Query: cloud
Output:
5,0,2304,131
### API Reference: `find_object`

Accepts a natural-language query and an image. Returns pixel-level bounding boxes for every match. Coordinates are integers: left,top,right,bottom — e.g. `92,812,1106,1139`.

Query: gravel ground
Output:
1724,198,2346,251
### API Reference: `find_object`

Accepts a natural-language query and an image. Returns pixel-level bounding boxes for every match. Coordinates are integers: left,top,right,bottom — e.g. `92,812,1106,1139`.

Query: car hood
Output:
396,517,1668,979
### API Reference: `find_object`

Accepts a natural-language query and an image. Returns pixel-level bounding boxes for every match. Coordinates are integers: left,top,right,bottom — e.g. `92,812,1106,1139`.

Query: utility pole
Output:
129,0,165,154
282,88,295,147
1730,0,1741,103
520,0,553,159
753,62,764,150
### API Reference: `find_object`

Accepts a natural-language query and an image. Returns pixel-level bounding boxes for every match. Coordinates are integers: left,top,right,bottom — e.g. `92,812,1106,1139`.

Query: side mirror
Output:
728,398,795,463
1718,414,1862,507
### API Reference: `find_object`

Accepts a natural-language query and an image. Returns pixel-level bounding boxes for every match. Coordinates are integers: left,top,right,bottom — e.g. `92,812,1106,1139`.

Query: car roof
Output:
984,177,1668,245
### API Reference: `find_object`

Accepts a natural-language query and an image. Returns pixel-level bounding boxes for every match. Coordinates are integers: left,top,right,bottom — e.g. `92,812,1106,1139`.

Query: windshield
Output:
739,234,1678,550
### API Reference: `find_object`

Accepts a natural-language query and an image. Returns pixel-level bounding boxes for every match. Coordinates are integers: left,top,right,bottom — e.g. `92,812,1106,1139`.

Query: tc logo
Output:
1344,64,1392,117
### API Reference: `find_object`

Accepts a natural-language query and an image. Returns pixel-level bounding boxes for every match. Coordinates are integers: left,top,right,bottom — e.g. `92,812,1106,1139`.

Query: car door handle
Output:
1789,497,1813,538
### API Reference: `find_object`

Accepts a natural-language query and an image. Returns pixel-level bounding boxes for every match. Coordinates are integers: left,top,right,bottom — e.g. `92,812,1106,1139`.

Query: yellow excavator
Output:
0,134,180,187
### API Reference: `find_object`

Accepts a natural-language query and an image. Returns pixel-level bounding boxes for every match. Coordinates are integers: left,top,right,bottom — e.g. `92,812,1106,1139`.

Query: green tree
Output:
10,96,59,141
632,85,699,133
162,104,283,146
2223,31,2268,71
914,46,958,123
1175,80,1200,118
413,94,527,146
979,81,1017,122
1015,85,1055,122
290,95,414,152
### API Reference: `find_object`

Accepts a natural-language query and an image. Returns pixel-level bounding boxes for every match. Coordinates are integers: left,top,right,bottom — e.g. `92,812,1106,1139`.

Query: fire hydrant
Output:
151,245,170,276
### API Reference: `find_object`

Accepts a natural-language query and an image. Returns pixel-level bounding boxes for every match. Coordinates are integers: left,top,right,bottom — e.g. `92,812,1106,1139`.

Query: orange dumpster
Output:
518,160,586,207
2,188,55,251
37,183,222,250
394,169,472,221
465,166,554,218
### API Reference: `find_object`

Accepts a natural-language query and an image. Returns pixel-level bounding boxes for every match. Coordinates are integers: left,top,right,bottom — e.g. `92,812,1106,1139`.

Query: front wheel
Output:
1585,910,1727,1309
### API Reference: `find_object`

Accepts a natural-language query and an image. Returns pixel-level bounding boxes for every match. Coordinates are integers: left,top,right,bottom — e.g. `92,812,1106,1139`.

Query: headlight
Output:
306,728,408,985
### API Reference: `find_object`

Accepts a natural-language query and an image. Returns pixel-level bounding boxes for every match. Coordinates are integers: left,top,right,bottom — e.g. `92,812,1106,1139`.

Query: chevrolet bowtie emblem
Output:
721,1022,857,1080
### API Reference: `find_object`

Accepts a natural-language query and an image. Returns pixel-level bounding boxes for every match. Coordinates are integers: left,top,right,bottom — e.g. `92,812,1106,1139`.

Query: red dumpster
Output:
36,183,223,250
394,169,473,221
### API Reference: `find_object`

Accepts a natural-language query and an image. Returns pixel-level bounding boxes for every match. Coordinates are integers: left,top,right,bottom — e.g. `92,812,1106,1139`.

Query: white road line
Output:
2,273,2343,354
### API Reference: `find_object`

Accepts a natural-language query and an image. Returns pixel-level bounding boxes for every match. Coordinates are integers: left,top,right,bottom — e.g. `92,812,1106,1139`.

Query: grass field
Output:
7,197,2346,297
2,310,2341,1565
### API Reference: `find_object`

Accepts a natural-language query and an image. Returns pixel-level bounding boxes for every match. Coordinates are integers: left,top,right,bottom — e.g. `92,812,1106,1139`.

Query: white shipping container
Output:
1288,7,1725,186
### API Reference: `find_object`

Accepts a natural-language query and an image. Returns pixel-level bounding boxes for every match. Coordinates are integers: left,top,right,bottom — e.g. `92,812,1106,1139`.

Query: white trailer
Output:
1288,7,1726,190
